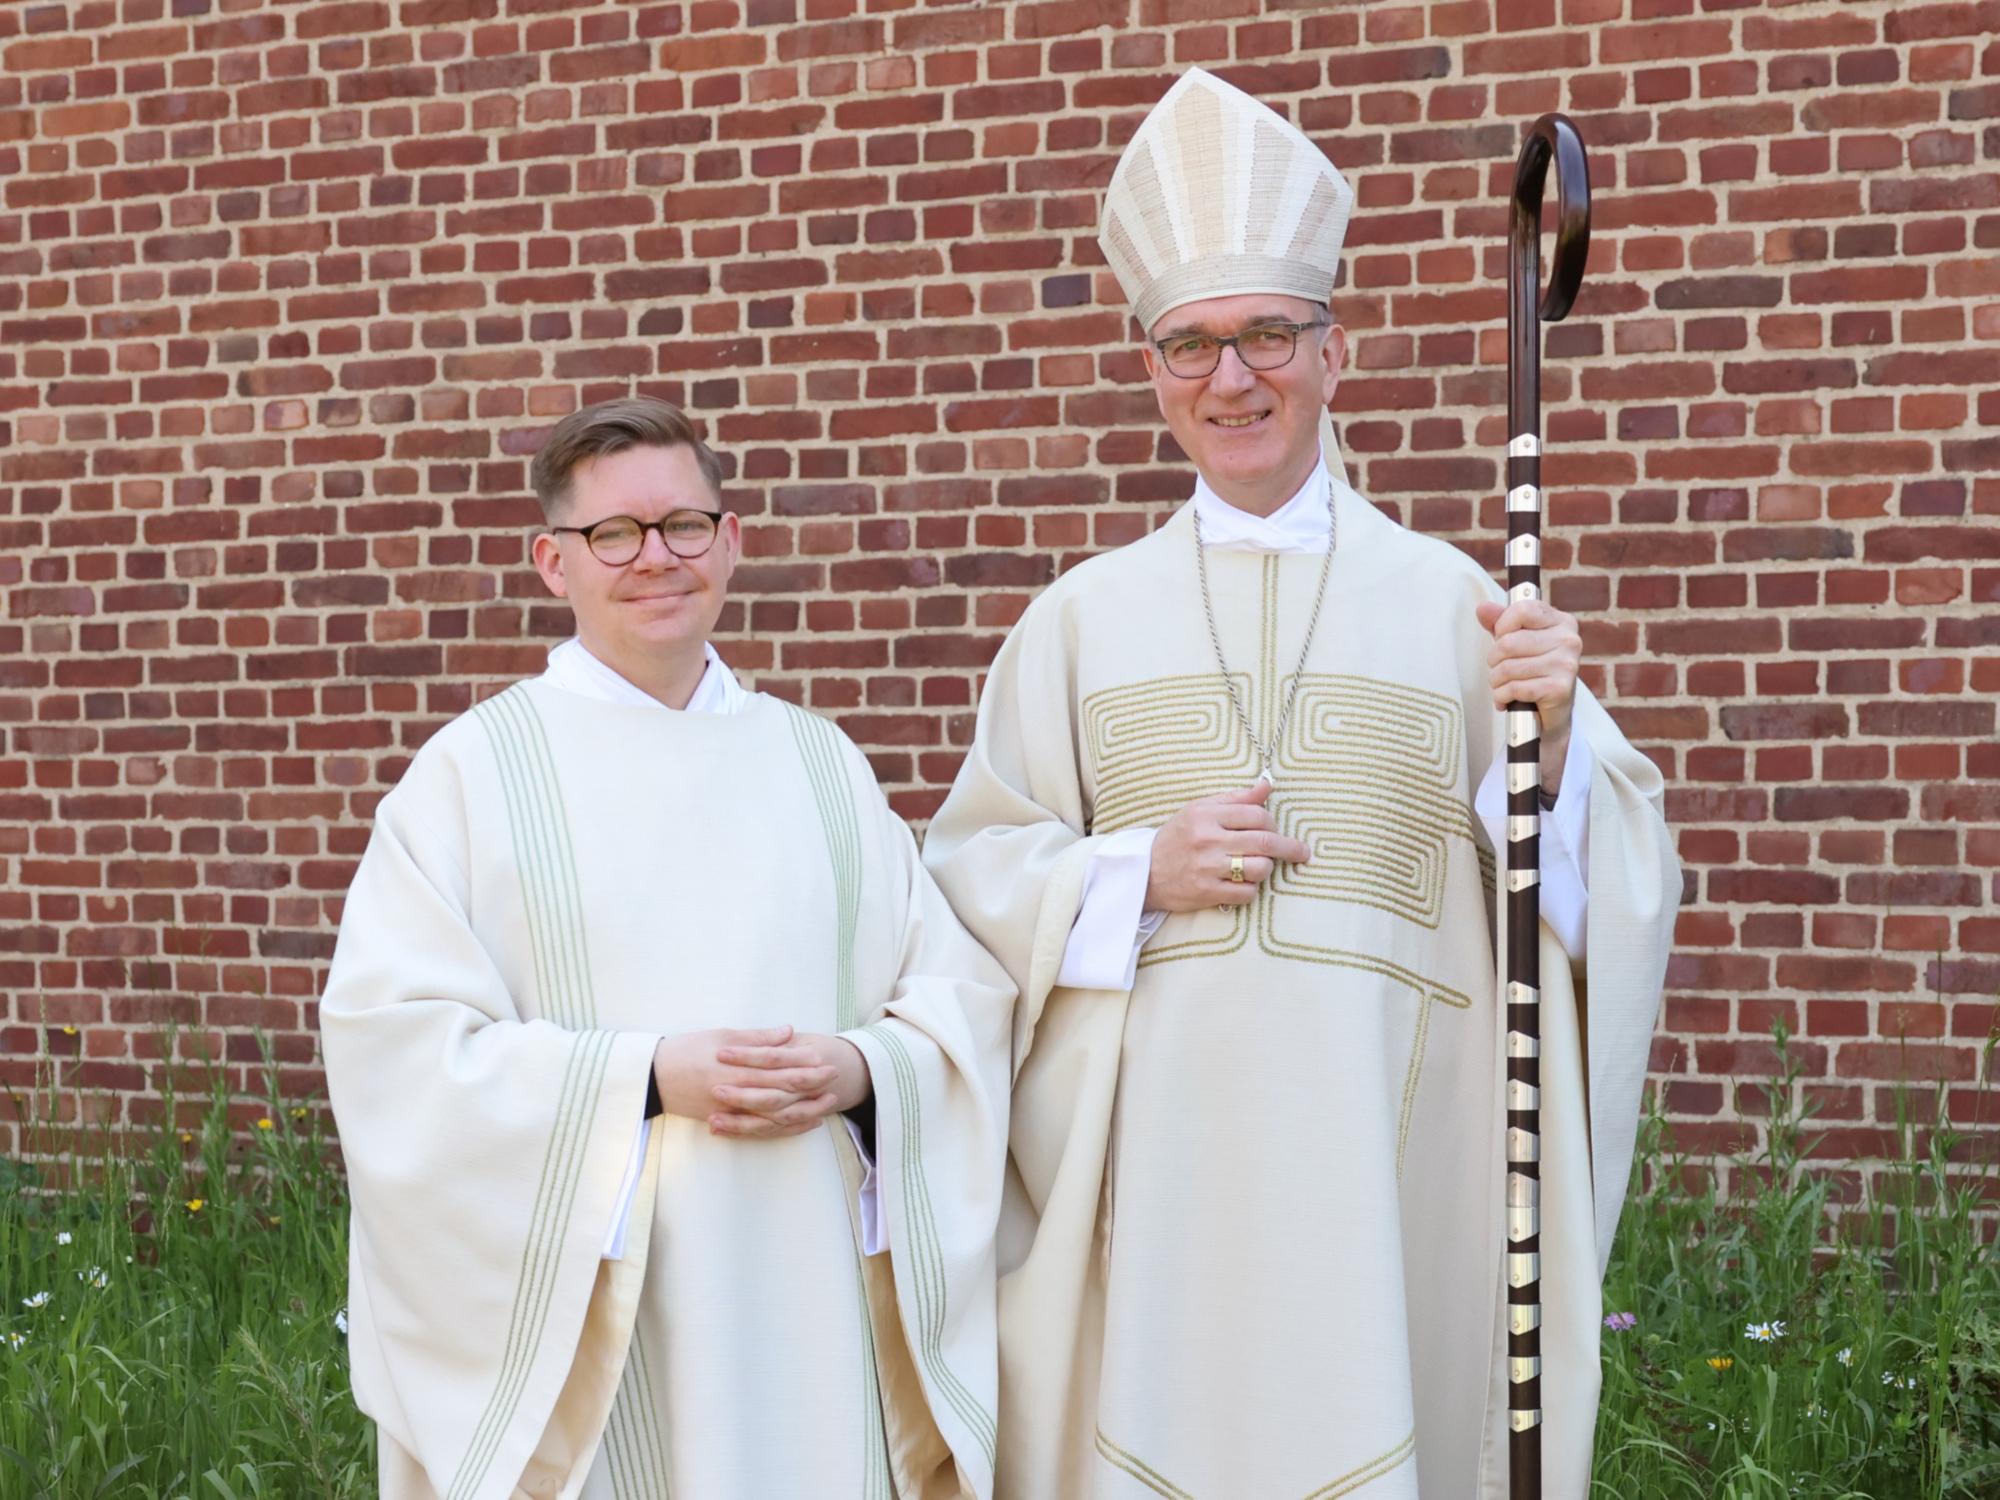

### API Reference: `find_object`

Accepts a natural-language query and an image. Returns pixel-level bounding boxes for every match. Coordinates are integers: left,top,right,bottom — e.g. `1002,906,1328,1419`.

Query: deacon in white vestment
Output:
921,69,1679,1499
323,398,1013,1500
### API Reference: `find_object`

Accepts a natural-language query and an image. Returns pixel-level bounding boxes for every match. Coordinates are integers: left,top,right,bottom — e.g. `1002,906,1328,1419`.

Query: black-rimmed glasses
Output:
550,510,723,565
1153,319,1329,379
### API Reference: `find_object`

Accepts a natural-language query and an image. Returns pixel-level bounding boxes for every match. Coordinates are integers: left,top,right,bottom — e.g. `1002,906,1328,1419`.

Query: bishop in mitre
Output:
922,69,1679,1498
322,397,1013,1500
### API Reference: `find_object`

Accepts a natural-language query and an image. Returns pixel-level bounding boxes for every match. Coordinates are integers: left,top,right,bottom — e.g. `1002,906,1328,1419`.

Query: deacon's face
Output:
1141,292,1347,513
530,442,740,669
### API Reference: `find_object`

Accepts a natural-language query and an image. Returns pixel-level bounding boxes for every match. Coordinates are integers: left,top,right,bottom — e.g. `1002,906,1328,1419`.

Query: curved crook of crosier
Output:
1511,115,1592,325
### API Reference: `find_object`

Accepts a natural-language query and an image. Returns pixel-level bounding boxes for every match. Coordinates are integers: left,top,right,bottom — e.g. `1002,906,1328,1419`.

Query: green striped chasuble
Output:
324,683,1013,1500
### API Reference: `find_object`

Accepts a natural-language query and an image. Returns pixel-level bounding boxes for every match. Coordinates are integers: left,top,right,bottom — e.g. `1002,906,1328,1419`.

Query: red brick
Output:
0,1,1990,1176
1884,1,2000,43
1601,19,1733,63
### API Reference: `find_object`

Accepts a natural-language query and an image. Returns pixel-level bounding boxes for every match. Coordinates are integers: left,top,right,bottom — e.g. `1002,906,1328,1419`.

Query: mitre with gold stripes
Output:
1098,67,1357,333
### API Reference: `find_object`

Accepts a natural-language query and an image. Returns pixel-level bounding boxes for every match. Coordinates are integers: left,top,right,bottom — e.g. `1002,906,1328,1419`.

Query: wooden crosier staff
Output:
1504,113,1590,1500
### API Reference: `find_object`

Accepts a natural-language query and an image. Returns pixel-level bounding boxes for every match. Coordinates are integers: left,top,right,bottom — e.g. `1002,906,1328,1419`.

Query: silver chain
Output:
1192,479,1338,786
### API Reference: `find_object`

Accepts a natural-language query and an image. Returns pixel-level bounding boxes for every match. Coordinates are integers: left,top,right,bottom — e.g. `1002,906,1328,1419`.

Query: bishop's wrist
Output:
1539,728,1571,801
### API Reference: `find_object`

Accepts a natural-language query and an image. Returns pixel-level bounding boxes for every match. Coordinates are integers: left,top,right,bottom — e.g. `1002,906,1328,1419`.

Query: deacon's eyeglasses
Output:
1153,318,1330,379
550,510,724,566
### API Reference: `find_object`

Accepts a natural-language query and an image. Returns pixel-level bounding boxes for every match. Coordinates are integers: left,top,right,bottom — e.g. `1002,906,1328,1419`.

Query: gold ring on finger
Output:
1229,854,1246,883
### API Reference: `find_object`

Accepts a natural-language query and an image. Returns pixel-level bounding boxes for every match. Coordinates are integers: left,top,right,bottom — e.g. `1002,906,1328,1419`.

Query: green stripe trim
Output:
785,702,886,1490
512,688,600,1023
783,704,863,1032
446,1029,616,1499
482,686,577,1024
603,1368,636,1500
475,686,598,1028
851,1251,892,1500
472,687,564,1023
871,1024,999,1468
627,1331,674,1496
604,1329,672,1499
603,1347,638,1500
446,687,614,1499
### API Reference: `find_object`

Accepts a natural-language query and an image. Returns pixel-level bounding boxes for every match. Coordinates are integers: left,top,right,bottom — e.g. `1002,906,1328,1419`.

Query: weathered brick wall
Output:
2,0,1995,1179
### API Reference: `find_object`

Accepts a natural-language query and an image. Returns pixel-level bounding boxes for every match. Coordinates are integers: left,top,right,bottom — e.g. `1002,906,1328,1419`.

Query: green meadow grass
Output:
0,1026,1992,1499
0,1057,370,1498
1592,1026,2000,1500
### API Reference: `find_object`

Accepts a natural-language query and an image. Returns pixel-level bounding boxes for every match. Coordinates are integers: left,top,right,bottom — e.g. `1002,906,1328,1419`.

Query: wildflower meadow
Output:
0,1026,1993,1498
0,1058,370,1497
1592,1026,2000,1499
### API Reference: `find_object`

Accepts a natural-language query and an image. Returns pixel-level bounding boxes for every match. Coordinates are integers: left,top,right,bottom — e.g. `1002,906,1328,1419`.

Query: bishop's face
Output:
530,442,740,675
1141,292,1346,517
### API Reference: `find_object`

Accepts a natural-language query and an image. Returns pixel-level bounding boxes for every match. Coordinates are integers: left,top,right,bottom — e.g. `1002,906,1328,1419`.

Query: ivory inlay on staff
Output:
922,68,1680,1498
323,398,1013,1500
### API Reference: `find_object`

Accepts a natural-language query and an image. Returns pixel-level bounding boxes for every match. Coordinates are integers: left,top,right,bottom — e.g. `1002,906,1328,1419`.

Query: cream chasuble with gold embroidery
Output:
922,484,1678,1499
324,682,1013,1500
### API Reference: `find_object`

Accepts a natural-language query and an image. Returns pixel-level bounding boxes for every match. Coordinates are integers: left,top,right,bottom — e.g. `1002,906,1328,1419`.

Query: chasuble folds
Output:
922,484,1680,1500
323,683,1013,1500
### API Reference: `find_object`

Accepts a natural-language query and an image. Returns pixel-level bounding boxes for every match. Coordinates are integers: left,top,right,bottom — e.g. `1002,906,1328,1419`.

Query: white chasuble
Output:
324,682,1013,1500
922,484,1680,1500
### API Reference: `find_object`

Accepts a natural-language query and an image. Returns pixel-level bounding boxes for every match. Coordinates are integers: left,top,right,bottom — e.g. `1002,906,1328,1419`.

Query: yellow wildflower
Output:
1707,1356,1733,1372
185,1198,204,1214
256,1119,274,1131
61,1025,78,1035
291,1107,309,1120
179,1132,192,1144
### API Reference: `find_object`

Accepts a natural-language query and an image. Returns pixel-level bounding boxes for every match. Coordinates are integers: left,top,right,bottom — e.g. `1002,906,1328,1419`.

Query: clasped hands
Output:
1144,601,1581,909
653,1026,870,1139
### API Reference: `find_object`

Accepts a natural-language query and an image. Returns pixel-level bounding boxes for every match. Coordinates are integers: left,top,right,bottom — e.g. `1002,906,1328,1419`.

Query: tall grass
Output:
1,1025,1992,1498
1593,1024,2000,1499
0,1052,371,1499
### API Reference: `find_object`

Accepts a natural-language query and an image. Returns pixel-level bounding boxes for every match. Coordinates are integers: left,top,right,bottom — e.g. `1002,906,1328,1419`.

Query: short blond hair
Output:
529,397,724,522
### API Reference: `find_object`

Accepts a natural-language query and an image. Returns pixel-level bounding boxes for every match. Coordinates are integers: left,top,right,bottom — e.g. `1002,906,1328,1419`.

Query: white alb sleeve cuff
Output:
601,1112,884,1260
843,1115,886,1256
600,1111,652,1261
1473,729,1594,960
1058,826,1166,992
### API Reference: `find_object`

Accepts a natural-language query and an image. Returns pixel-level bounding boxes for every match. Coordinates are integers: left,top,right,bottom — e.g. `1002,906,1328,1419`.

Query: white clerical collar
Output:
540,637,748,715
1189,449,1334,554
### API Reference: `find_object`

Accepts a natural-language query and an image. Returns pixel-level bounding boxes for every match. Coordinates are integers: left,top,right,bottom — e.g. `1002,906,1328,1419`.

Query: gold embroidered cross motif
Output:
1081,555,1481,937
1093,1424,1416,1499
1079,558,1489,1175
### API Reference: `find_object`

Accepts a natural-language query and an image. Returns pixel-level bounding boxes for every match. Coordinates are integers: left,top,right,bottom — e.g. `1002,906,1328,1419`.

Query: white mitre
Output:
1099,67,1358,484
1099,67,1356,333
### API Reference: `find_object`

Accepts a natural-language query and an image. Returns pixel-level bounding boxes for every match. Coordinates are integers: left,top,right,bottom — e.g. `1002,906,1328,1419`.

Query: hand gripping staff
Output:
1503,114,1590,1500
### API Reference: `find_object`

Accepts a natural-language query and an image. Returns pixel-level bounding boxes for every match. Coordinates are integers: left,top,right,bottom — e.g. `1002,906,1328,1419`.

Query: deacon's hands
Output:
653,1026,871,1140
1144,780,1312,914
1475,598,1581,794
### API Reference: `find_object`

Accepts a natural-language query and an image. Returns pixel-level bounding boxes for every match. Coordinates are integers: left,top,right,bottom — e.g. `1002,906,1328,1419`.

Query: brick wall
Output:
2,0,1995,1180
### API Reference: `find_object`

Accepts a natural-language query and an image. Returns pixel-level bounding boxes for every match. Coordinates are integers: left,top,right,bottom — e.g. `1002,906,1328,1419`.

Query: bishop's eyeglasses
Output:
550,510,724,566
1153,318,1329,379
